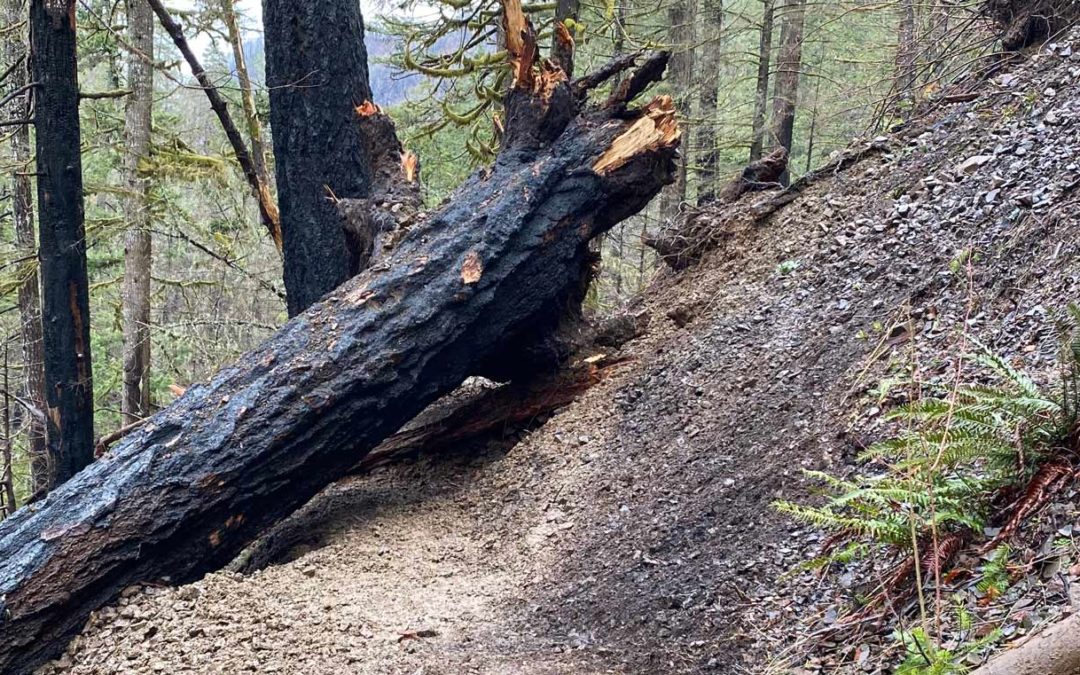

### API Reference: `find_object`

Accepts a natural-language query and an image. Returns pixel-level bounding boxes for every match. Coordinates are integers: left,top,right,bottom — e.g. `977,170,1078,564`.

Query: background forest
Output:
0,0,1006,508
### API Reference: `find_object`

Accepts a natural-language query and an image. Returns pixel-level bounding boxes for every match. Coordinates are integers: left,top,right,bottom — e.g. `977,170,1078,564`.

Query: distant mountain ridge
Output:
237,31,420,106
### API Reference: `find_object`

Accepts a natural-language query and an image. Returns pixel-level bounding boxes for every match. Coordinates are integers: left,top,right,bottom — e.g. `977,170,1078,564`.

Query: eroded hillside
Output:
38,33,1080,675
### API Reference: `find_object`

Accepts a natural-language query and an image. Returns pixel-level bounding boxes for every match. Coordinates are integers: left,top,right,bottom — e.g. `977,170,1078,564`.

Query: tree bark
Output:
234,356,631,573
121,0,154,426
658,0,694,220
262,0,376,316
0,26,680,672
770,0,806,185
896,0,917,107
30,0,96,489
696,0,723,205
552,0,580,77
222,0,275,221
4,0,47,492
749,0,774,162
971,613,1080,675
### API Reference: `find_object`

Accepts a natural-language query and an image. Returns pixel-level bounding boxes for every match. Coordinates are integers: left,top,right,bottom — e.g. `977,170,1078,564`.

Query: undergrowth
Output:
774,306,1080,672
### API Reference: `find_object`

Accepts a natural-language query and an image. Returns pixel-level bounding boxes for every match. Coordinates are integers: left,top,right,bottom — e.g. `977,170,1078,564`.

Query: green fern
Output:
893,625,1002,675
976,545,1012,597
894,628,967,675
777,323,1080,590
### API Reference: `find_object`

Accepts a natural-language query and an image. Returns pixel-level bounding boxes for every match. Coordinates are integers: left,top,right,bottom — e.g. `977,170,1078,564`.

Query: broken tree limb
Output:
146,0,282,251
0,10,679,670
334,101,424,273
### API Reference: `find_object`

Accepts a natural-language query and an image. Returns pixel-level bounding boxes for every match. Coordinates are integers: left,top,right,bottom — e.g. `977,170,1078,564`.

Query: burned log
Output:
0,7,679,671
232,354,630,573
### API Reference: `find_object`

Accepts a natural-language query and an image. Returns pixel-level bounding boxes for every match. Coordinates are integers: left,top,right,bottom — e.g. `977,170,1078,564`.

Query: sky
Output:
180,0,262,58
184,0,395,58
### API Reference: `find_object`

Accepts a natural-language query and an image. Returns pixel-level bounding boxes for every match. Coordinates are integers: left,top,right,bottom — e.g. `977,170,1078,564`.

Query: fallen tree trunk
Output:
357,355,630,473
971,613,1080,675
0,7,679,671
232,354,631,573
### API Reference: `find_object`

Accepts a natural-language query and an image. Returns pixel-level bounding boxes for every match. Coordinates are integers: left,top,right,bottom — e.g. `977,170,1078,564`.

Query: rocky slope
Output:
37,32,1080,675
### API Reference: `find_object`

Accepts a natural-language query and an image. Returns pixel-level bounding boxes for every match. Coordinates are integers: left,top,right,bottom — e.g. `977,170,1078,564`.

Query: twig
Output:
94,417,150,457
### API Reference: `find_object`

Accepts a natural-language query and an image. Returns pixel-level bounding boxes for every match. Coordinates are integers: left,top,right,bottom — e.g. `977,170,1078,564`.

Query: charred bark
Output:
0,16,680,670
234,355,631,573
770,0,805,185
30,0,95,489
262,0,376,316
552,0,580,77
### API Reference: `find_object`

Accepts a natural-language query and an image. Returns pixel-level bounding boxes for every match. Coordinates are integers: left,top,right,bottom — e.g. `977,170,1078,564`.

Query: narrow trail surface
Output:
38,35,1080,674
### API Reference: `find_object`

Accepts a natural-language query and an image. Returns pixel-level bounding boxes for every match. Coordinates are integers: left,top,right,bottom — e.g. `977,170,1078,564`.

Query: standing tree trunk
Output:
4,0,47,493
30,0,95,489
658,0,695,220
769,0,805,185
927,0,950,83
121,0,154,426
262,0,376,316
695,0,723,205
749,0,774,162
222,0,275,222
896,0,917,107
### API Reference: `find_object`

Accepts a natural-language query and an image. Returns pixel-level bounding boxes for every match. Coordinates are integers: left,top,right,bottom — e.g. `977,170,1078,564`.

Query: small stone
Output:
956,155,992,175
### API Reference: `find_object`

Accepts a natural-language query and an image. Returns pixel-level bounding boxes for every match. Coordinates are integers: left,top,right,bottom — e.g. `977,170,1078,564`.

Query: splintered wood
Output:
355,100,381,117
259,181,283,251
461,251,483,285
502,0,534,89
592,95,681,175
401,152,418,183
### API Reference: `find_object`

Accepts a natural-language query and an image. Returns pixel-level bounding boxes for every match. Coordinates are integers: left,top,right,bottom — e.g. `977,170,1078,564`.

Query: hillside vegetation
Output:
27,22,1080,675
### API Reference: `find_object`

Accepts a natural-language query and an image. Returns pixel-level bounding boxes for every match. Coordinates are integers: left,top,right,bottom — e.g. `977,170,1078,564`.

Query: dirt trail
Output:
38,36,1080,675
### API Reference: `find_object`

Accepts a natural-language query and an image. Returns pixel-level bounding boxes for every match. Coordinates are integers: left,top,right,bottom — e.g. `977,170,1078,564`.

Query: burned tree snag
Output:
30,0,95,489
334,102,423,273
552,0,580,77
262,0,377,316
0,6,679,668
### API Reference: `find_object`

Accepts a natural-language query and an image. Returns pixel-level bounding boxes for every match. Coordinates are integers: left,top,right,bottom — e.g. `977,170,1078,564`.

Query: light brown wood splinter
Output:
592,95,681,175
